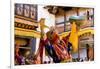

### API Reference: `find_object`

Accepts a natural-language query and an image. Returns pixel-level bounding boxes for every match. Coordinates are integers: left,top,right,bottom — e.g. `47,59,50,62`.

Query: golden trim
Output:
15,27,40,38
15,27,94,39
60,27,94,38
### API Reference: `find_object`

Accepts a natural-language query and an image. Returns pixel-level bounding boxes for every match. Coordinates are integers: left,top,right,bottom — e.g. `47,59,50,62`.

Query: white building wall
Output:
72,48,87,60
79,48,87,60
35,5,55,53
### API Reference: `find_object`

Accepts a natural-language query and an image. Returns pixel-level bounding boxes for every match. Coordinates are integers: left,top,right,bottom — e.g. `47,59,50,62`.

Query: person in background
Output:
15,44,23,65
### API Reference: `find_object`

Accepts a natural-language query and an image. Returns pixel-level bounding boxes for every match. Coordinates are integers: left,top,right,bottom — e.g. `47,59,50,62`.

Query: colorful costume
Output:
62,33,72,54
45,41,61,63
46,31,70,62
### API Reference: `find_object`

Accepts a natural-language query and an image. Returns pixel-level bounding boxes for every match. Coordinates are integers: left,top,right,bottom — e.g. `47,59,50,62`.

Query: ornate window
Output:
15,3,37,20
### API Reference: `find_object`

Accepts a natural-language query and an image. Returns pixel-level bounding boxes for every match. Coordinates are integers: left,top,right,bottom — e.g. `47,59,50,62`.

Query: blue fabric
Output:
45,44,61,63
67,42,72,54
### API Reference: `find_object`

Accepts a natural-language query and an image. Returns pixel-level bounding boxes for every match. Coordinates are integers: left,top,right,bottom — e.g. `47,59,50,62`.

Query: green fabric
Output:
69,16,85,20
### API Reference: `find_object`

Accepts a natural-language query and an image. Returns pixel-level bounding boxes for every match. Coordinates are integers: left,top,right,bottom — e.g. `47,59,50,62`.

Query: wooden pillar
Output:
76,8,79,16
64,10,66,32
30,38,36,56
